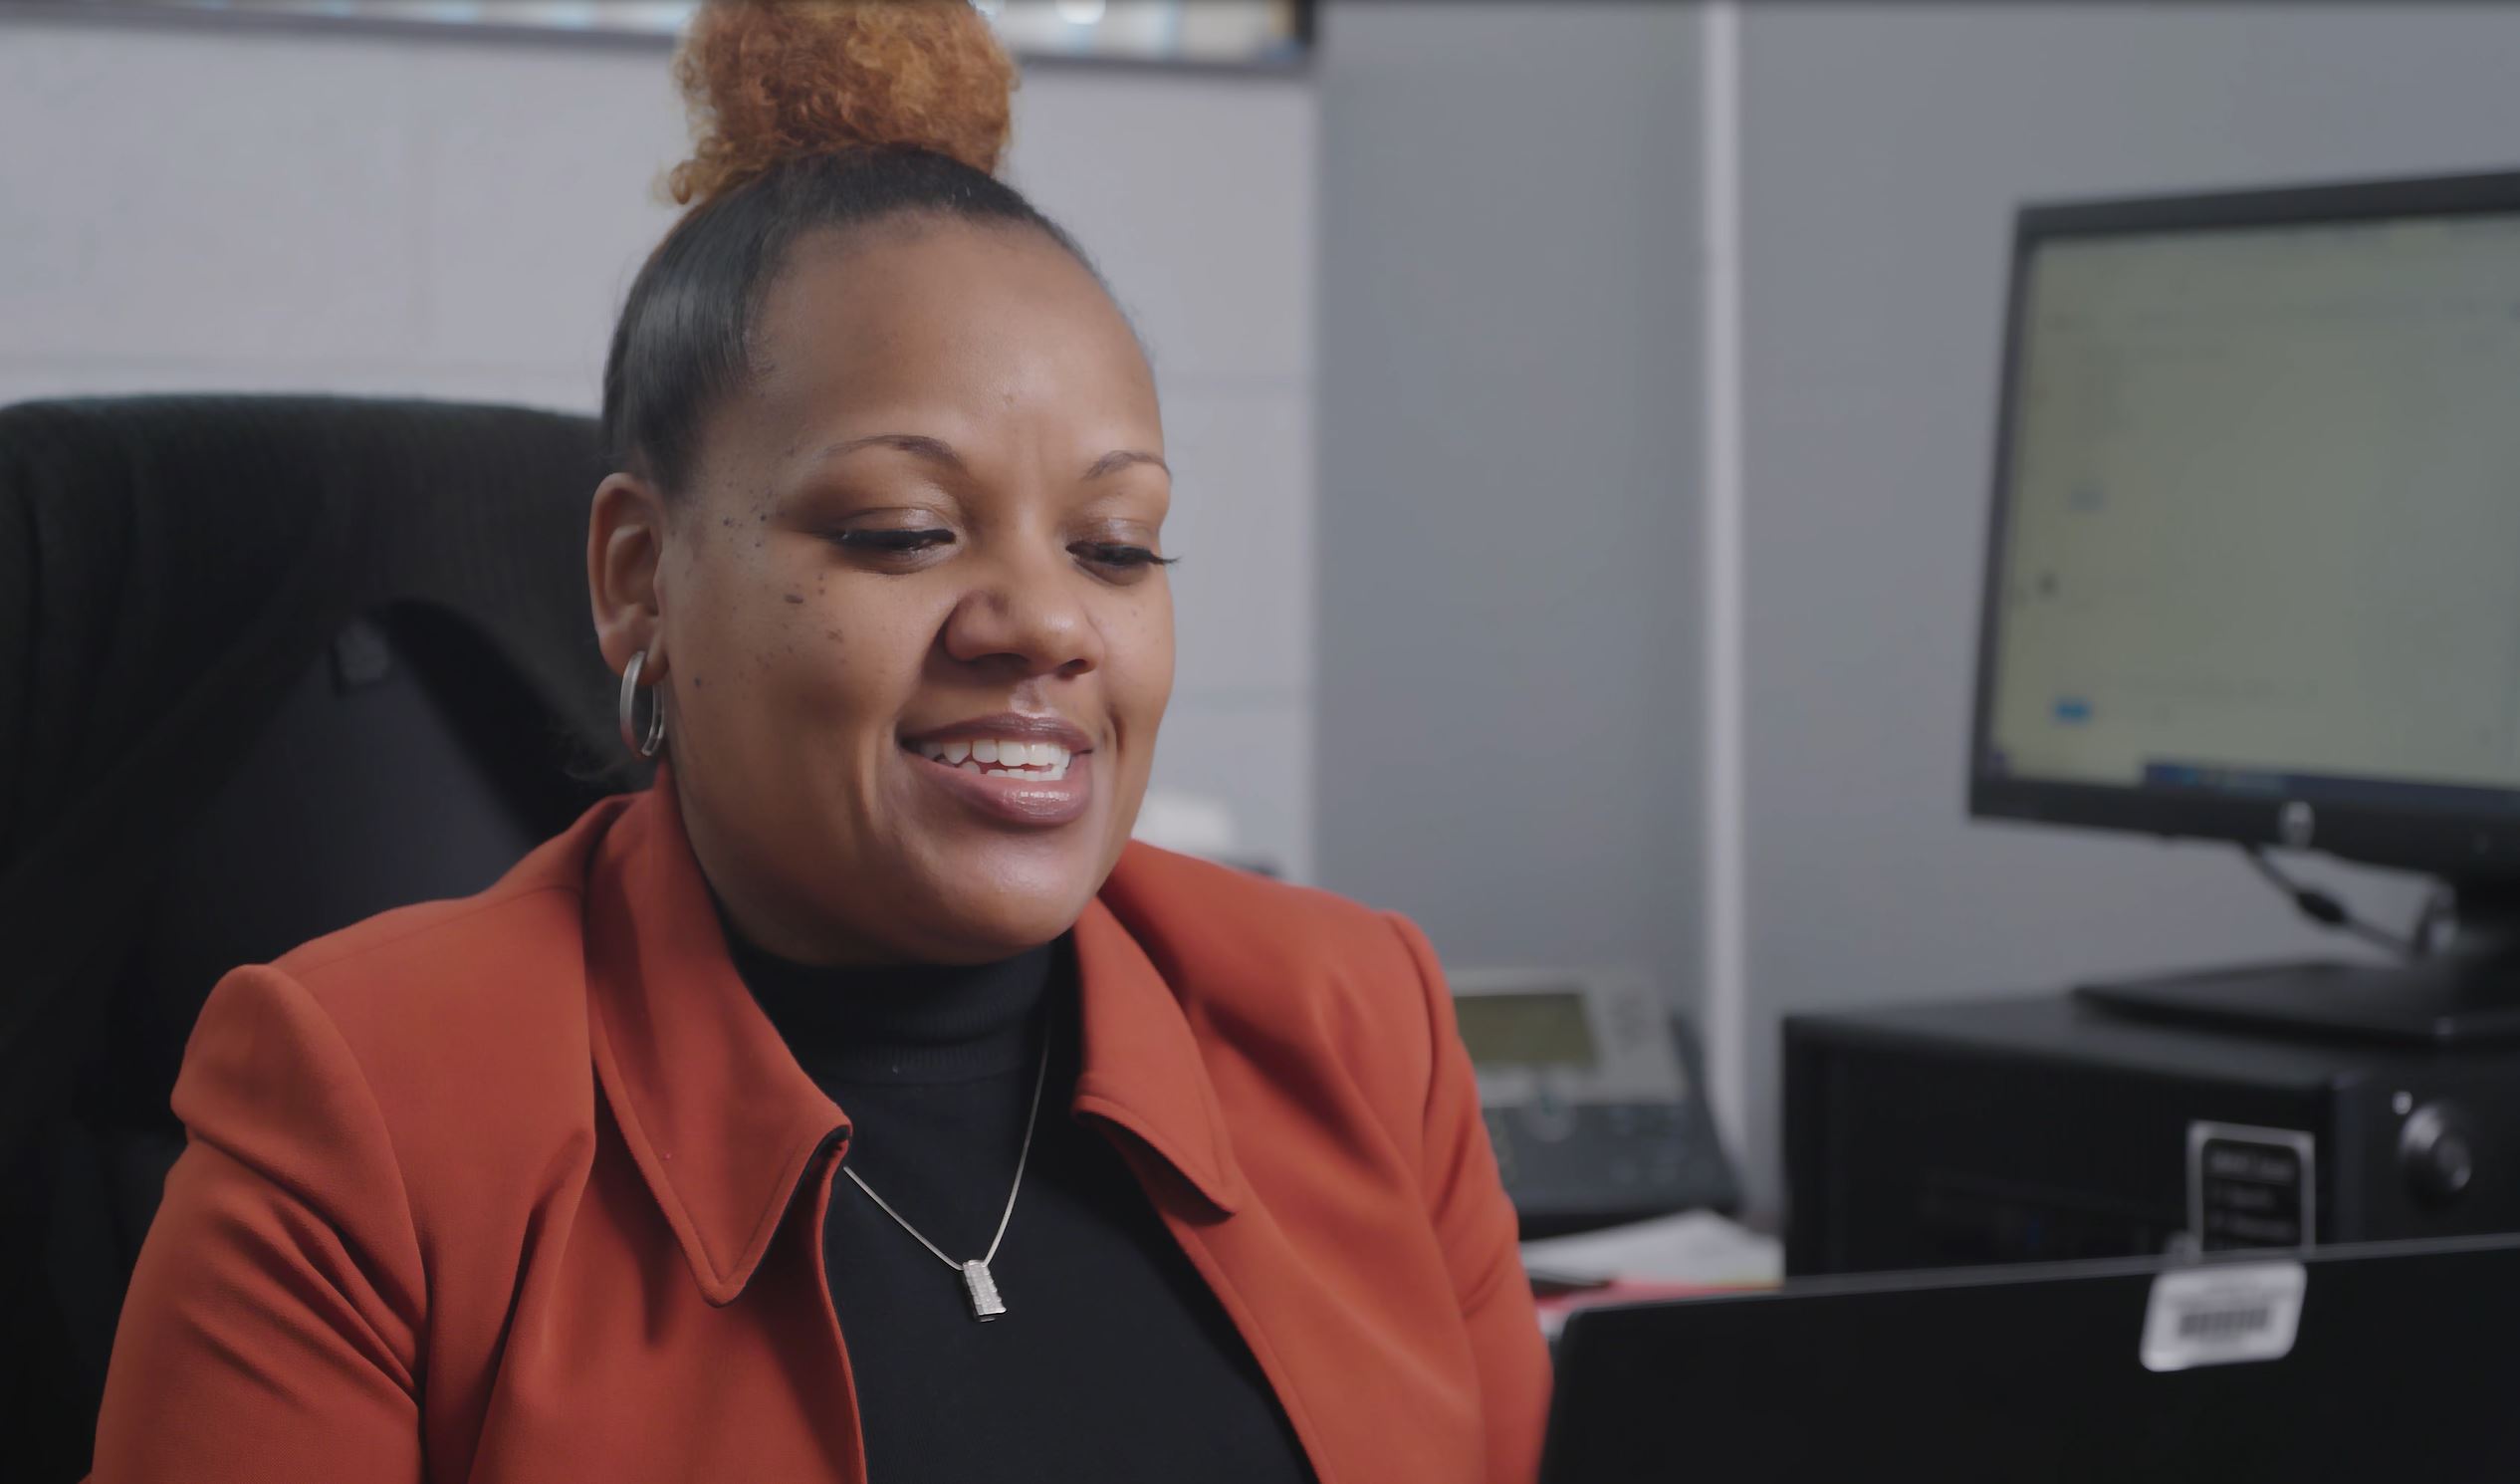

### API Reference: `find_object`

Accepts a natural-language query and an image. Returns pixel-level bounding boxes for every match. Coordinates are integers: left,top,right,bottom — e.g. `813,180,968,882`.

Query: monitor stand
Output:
2075,883,2520,1048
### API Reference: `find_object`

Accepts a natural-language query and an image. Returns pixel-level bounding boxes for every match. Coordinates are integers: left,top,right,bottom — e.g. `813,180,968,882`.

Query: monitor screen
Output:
1980,200,2520,824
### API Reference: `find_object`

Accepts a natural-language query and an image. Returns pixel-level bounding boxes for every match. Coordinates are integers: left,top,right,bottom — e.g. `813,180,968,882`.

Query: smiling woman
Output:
87,3,1548,1482
595,198,1178,966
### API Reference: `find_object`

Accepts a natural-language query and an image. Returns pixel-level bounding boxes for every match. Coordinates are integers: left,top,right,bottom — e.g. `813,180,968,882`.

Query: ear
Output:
588,471,672,678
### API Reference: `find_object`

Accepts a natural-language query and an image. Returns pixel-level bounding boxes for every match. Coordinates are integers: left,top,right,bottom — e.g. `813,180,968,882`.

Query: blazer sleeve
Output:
1387,913,1553,1484
91,964,428,1483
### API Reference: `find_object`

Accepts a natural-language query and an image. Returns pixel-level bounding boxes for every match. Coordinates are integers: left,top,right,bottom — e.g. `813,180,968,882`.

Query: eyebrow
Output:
1083,448,1170,481
808,433,1168,483
811,432,967,472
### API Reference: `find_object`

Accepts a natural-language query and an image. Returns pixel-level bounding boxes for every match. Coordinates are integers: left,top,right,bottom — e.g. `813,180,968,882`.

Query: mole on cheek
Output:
783,594,805,606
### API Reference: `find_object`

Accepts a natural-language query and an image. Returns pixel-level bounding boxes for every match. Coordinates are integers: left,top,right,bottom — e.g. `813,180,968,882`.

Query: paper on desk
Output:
1518,1211,1783,1288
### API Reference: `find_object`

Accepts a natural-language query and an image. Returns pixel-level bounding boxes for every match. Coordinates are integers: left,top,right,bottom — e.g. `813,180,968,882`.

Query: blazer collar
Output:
583,778,1245,1306
1069,892,1249,1219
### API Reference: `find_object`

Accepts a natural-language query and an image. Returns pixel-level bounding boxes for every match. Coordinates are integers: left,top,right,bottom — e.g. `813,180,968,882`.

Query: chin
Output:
896,866,1099,963
901,907,1081,964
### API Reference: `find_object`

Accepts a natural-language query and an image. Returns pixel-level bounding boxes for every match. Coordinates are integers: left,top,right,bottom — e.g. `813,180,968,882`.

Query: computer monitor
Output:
1967,168,2520,1042
1542,1234,2520,1483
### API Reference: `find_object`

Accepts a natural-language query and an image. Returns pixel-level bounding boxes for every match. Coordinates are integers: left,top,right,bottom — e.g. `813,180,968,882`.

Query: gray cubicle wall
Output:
1314,4,1707,1018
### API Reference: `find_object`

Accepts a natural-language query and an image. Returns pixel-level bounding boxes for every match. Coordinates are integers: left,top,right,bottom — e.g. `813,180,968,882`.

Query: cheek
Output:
757,582,946,738
663,541,888,734
657,540,758,693
1110,589,1177,732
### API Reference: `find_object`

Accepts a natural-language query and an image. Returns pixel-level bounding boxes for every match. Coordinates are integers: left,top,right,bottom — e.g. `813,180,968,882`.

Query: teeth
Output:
914,736,1075,778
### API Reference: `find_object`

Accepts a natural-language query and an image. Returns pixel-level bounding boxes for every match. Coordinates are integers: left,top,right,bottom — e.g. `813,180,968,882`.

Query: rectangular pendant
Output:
962,1259,1006,1321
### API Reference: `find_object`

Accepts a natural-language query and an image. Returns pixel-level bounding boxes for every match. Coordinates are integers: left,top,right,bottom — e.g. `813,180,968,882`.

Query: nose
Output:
938,540,1102,679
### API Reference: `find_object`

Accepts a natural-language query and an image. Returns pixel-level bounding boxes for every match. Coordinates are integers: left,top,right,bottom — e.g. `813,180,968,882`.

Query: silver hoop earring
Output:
618,648,666,759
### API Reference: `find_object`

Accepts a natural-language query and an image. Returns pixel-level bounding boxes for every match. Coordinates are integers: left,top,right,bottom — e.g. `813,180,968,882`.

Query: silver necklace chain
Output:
838,1024,1054,1320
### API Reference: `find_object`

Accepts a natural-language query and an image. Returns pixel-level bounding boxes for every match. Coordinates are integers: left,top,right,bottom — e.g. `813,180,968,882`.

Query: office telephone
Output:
1453,968,1738,1238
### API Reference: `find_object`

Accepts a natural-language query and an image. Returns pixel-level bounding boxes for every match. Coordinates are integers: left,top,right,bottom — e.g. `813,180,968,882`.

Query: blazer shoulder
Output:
1097,841,1446,1089
230,815,615,1146
1097,846,1459,1171
1100,840,1422,980
271,838,590,1024
168,817,621,1327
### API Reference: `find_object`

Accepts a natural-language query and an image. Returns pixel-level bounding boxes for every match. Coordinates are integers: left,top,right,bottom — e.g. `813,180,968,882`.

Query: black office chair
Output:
0,395,637,1482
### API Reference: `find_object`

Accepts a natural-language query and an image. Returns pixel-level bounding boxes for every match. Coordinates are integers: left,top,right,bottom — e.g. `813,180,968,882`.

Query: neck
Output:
727,928,1062,1084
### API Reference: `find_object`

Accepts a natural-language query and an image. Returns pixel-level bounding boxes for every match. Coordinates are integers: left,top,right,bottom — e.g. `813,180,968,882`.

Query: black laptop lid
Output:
1544,1235,2520,1483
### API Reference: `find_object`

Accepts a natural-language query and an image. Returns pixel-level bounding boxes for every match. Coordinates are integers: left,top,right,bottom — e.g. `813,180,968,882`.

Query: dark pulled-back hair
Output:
599,0,1086,493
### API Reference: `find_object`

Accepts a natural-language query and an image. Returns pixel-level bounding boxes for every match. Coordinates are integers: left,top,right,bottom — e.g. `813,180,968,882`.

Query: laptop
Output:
1541,1233,2520,1482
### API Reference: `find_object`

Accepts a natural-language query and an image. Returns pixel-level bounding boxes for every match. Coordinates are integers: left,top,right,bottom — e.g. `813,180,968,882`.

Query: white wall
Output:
1728,1,2520,1216
0,10,1318,877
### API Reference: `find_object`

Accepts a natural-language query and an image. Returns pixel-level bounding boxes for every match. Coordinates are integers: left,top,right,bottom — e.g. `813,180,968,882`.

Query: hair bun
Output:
667,0,1018,206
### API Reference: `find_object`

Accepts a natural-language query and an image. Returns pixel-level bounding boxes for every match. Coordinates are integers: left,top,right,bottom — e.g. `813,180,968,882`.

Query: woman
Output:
91,3,1548,1481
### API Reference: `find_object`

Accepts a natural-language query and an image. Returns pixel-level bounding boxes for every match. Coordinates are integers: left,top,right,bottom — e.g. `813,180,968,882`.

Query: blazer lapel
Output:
582,778,846,1307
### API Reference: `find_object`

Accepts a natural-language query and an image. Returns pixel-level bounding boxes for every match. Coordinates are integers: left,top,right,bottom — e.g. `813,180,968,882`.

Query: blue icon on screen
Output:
2054,697,2092,724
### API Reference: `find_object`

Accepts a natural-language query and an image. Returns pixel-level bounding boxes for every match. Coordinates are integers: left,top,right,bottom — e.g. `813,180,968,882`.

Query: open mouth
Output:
907,735,1075,783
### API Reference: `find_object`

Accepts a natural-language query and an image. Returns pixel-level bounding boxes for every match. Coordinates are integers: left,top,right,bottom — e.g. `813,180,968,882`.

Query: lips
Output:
899,712,1096,827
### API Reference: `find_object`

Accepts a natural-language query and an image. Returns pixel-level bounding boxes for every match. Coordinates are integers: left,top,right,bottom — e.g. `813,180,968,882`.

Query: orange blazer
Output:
92,780,1550,1483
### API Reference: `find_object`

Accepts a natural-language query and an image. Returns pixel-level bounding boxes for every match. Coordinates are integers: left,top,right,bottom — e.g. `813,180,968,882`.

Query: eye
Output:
835,528,955,559
1071,541,1177,575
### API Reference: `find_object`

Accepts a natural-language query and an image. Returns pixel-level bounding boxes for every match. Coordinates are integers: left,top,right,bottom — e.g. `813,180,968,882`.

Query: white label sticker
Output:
2140,1260,2307,1373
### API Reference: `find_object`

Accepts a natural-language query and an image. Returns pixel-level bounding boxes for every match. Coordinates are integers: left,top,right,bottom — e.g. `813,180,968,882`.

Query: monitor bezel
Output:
1966,167,2520,882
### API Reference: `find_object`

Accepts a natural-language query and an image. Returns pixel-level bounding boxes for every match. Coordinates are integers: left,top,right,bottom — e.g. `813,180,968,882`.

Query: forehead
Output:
738,218,1159,463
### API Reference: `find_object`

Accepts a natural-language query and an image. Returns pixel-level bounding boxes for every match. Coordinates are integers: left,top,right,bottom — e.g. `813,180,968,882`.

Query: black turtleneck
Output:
728,931,1315,1484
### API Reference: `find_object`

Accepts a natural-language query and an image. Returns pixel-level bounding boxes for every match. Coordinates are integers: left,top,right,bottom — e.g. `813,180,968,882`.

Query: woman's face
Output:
590,218,1173,965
